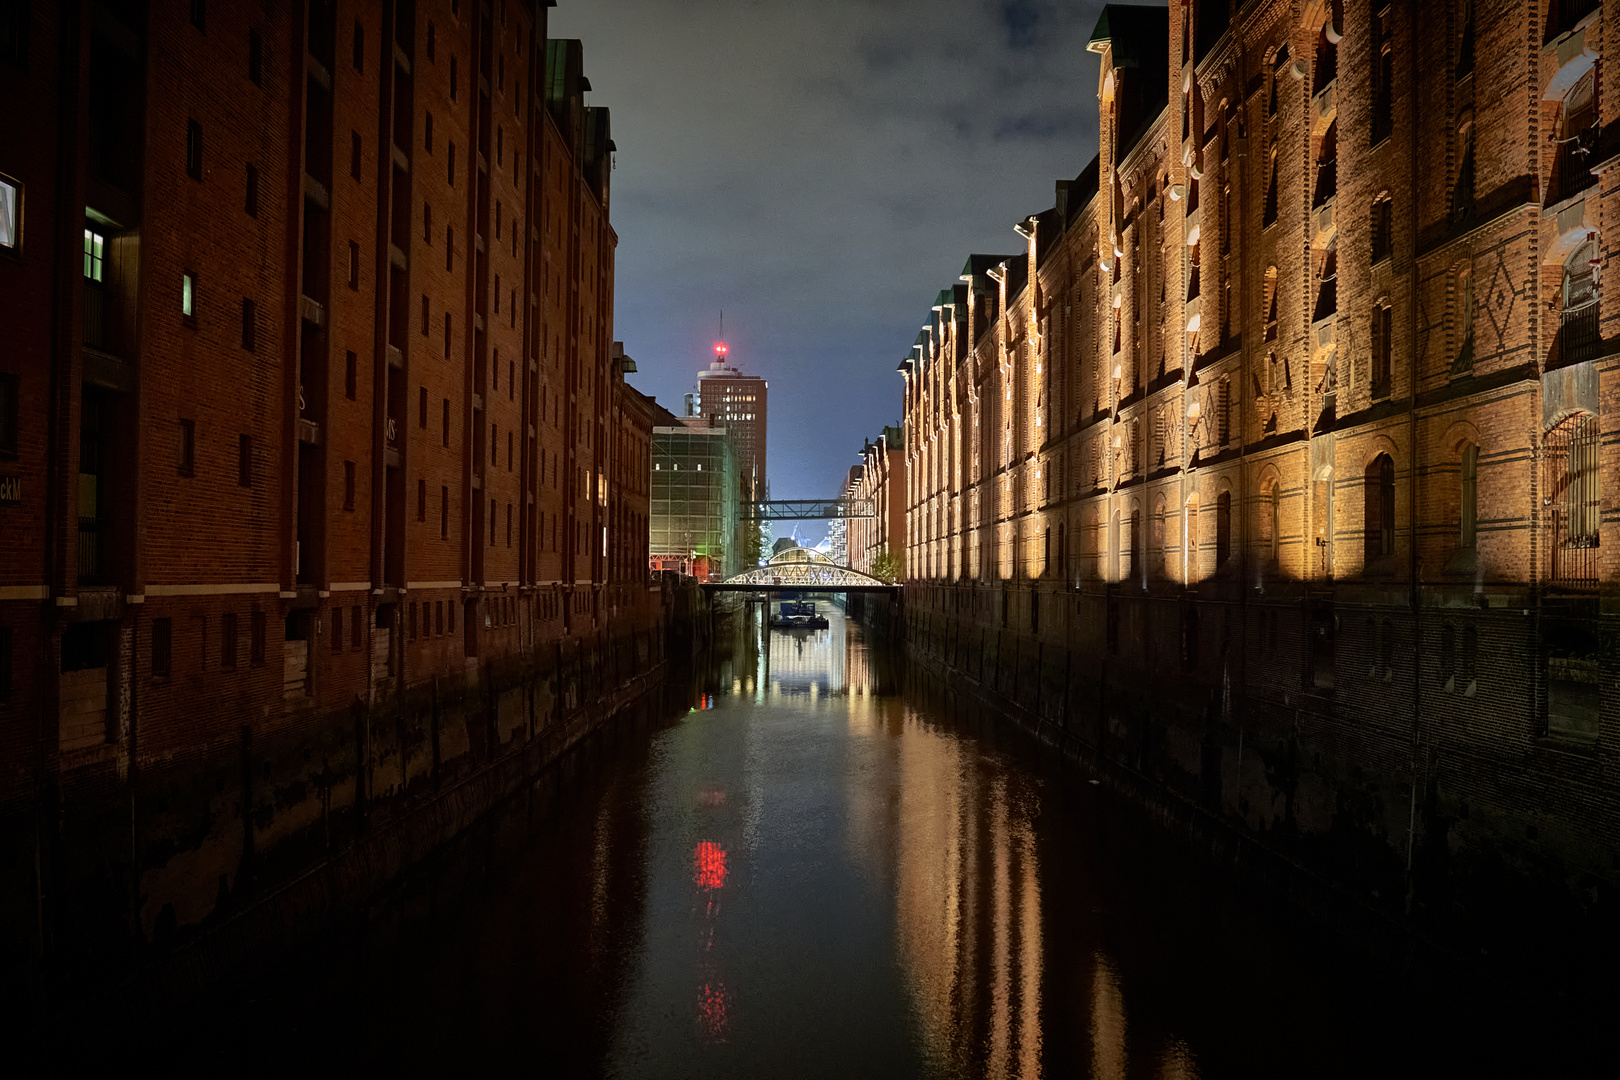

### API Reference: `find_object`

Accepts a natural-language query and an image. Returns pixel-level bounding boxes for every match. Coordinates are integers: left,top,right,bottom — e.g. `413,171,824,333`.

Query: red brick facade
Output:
0,0,663,977
897,0,1620,976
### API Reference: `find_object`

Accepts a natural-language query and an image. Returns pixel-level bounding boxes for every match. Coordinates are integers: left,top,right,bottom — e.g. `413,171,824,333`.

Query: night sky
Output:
549,0,1111,543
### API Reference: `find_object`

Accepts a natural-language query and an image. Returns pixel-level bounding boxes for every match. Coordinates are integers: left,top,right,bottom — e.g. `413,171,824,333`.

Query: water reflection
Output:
192,603,1574,1080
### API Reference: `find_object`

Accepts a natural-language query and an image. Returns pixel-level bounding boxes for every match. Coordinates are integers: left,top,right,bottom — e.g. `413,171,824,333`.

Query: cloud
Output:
548,0,1109,536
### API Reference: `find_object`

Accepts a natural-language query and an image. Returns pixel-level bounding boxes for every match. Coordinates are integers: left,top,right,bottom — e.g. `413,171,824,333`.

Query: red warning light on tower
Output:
714,341,728,357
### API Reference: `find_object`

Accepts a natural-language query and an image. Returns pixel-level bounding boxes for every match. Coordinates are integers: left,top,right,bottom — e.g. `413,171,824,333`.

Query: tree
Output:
869,546,903,583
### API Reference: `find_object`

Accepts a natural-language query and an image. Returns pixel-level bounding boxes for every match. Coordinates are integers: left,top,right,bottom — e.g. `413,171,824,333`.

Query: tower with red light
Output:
696,336,768,504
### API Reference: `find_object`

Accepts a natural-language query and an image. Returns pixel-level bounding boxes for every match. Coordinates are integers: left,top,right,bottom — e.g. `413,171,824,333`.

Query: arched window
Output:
1371,301,1393,395
1452,264,1475,374
1452,115,1475,221
1371,194,1393,264
1560,235,1600,366
1313,119,1337,210
1364,453,1395,562
1263,148,1279,227
1215,489,1232,566
1554,68,1597,204
1456,0,1474,78
1460,443,1478,550
1259,480,1281,564
1269,46,1288,118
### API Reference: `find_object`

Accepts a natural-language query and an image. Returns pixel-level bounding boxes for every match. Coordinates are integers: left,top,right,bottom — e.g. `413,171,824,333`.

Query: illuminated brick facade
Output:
897,0,1620,975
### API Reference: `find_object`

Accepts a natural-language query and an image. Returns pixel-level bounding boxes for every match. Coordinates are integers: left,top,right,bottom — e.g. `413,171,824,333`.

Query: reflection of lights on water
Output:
698,788,726,807
698,981,729,1038
694,841,727,890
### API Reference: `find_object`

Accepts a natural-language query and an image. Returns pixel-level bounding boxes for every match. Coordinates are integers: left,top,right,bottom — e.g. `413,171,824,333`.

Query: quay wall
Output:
892,582,1619,991
5,583,710,1012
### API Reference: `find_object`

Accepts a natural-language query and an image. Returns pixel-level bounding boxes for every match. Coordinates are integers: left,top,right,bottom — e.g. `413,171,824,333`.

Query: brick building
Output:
894,0,1620,975
845,424,904,579
0,0,663,976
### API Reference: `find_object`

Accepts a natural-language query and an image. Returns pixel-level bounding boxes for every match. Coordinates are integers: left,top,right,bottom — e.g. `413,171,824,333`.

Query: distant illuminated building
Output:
696,339,769,502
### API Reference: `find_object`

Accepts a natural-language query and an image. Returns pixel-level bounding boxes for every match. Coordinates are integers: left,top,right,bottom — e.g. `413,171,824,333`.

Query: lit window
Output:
0,175,19,252
83,227,105,281
181,271,195,317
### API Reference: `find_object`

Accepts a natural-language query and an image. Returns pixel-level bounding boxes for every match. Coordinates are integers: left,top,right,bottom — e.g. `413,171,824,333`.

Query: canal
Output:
131,606,1593,1077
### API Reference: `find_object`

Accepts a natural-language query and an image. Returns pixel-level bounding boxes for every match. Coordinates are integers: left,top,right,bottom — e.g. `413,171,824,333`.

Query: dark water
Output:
144,608,1596,1077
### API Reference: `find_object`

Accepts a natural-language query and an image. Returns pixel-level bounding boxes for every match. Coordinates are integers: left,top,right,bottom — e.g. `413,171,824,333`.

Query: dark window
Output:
444,311,452,358
191,0,206,32
241,298,255,350
1263,151,1279,227
178,418,195,476
417,477,426,521
0,372,17,455
0,1,27,67
424,202,432,244
1560,236,1600,366
332,606,343,653
351,605,362,649
250,610,265,666
238,433,252,486
442,399,450,445
345,350,357,400
344,460,356,509
348,240,359,288
1371,303,1392,396
436,601,444,635
193,615,208,671
441,485,449,537
222,612,238,669
448,142,456,187
245,163,259,216
1180,605,1198,671
445,225,454,271
1371,198,1392,263
249,30,262,85
418,386,427,427
353,21,364,70
421,294,429,334
1364,453,1395,563
1215,490,1232,566
186,120,203,179
351,131,362,180
1456,0,1474,77
425,111,434,153
152,618,171,678
450,56,457,100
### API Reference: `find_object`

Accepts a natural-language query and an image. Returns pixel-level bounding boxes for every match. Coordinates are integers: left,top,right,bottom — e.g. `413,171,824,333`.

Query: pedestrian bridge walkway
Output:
702,545,898,594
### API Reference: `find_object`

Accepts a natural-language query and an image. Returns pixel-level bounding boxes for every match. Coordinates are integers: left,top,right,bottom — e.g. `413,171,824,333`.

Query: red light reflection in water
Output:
698,981,729,1037
698,788,726,808
694,841,727,890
